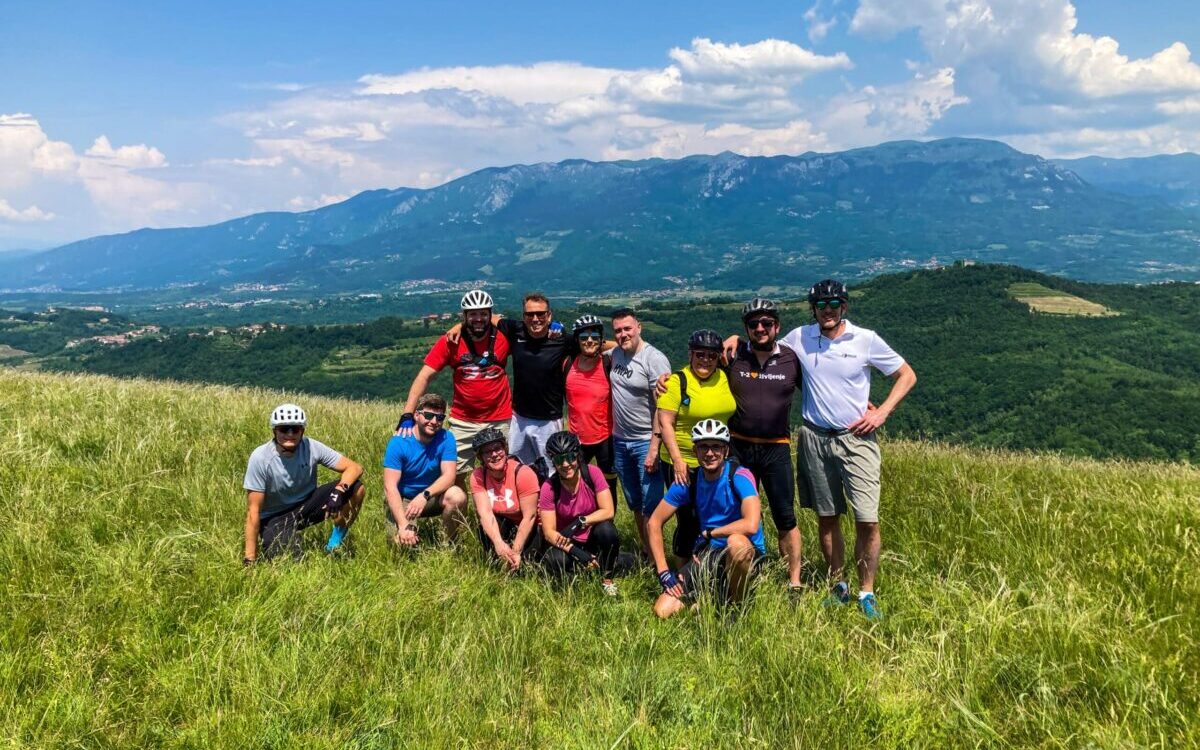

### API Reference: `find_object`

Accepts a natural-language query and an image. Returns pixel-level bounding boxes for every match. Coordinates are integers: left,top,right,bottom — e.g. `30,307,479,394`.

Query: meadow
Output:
2,369,1197,748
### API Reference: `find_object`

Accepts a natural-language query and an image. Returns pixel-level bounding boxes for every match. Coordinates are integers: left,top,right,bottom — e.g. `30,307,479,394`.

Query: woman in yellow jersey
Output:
655,329,736,559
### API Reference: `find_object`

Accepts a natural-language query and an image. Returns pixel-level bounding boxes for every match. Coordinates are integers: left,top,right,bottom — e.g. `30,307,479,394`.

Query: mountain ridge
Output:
6,137,1200,294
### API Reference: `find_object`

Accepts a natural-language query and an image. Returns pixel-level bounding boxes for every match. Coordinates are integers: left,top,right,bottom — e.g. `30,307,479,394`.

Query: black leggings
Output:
581,438,616,481
476,515,543,563
543,519,620,578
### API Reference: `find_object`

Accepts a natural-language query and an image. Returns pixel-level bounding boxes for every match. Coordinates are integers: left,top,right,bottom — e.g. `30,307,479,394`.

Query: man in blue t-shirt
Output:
382,393,466,546
646,419,765,618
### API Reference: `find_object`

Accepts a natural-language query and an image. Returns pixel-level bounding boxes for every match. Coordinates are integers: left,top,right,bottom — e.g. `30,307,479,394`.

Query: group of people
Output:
241,281,916,620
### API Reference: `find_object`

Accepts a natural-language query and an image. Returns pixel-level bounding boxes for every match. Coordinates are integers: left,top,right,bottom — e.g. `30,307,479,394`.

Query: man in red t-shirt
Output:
398,289,512,488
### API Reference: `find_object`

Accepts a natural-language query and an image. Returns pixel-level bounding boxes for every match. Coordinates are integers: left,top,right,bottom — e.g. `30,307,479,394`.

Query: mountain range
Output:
5,138,1199,296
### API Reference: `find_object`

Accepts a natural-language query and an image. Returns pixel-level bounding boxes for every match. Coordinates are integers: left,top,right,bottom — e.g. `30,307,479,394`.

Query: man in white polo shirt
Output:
779,278,916,620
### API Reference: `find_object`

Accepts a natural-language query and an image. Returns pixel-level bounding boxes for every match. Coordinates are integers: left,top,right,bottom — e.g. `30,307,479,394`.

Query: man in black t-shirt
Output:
726,298,804,591
494,293,574,472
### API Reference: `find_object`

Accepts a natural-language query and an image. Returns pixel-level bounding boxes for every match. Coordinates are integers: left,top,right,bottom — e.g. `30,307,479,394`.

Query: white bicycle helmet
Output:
270,403,307,428
460,289,494,311
691,419,730,444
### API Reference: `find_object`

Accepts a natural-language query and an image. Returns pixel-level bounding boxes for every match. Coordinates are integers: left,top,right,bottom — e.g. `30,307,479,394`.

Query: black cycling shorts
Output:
730,440,797,532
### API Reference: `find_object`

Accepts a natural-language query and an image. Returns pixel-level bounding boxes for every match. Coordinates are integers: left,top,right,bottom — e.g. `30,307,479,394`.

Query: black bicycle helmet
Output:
545,430,582,458
741,297,779,321
572,314,604,335
688,329,722,351
471,426,507,454
807,279,848,304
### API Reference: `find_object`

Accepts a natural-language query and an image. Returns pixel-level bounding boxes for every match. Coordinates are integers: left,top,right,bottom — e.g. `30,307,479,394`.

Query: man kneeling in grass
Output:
243,403,366,563
383,393,469,547
647,419,766,618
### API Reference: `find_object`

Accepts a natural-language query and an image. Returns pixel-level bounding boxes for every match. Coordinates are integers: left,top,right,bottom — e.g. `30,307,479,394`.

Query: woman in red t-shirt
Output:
564,315,616,486
469,427,542,571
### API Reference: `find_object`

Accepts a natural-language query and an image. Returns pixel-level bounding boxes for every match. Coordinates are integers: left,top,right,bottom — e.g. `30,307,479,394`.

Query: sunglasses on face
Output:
523,310,551,319
746,317,776,330
275,425,303,435
551,451,579,466
814,299,843,310
481,443,507,457
577,331,602,341
418,411,446,422
695,442,726,454
691,350,720,362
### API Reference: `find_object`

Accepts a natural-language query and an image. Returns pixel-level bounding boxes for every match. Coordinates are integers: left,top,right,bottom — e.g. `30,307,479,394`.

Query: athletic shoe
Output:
858,592,882,621
787,584,805,603
824,581,850,607
601,579,619,597
324,524,348,554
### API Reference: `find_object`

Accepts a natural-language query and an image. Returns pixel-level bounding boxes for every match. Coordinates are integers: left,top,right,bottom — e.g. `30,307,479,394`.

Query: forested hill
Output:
10,263,1197,463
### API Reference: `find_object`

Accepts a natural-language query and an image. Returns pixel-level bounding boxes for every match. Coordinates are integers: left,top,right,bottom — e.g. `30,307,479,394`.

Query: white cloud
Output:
0,198,54,222
818,67,969,143
667,37,851,83
84,136,168,169
288,193,351,210
850,0,1200,101
358,62,622,104
804,3,838,43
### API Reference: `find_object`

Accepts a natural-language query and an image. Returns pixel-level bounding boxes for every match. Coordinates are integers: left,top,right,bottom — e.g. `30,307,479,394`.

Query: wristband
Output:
405,523,418,533
396,412,414,431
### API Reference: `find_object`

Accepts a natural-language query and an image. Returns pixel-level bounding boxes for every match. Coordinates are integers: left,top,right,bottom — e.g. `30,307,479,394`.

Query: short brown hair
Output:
611,307,638,322
416,393,447,413
523,292,550,308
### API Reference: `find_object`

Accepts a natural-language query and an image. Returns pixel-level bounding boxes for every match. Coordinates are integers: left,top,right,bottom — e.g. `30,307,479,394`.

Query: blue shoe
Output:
858,592,882,621
325,524,348,554
824,581,850,607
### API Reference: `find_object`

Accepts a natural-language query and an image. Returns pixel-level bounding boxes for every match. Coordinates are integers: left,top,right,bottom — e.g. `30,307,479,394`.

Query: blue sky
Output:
2,0,1199,247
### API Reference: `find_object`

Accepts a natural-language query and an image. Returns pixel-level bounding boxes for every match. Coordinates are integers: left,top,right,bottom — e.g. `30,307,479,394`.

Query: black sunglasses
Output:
746,317,777,329
577,331,602,341
418,411,446,422
275,425,304,435
523,310,551,319
814,299,844,310
551,451,579,465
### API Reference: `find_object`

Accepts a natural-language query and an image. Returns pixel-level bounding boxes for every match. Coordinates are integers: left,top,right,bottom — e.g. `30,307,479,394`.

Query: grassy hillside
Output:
2,370,1197,748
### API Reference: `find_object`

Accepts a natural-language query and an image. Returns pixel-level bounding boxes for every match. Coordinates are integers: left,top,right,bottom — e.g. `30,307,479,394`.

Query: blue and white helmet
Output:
270,403,307,428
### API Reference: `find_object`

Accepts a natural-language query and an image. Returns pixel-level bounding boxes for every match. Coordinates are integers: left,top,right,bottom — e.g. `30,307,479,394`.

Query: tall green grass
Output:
2,370,1196,748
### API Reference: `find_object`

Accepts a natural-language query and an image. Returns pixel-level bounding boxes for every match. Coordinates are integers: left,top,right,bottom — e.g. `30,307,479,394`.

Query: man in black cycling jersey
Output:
726,298,804,592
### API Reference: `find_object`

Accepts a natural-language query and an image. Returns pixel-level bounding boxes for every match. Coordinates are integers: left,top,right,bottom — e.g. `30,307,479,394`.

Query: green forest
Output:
4,263,1199,462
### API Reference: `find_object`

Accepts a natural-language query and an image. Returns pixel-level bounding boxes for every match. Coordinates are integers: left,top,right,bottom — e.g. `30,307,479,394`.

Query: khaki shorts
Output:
448,417,510,475
383,492,447,538
795,423,882,523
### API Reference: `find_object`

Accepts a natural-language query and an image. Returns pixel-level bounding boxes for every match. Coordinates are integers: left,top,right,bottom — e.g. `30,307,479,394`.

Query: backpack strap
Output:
459,326,498,369
675,369,690,407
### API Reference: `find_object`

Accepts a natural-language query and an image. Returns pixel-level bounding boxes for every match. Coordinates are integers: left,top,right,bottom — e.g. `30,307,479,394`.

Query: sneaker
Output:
824,581,850,607
858,592,882,621
787,584,805,603
324,524,348,554
601,579,619,597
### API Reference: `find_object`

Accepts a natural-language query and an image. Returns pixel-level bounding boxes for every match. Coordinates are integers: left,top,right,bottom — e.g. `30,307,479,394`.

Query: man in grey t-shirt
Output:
242,403,366,562
608,308,672,555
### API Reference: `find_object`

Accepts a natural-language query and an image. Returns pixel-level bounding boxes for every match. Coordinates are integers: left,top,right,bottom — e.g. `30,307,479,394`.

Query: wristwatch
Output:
422,489,433,501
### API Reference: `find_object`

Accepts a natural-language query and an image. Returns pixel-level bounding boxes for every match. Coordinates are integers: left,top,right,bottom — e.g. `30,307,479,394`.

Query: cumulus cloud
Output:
358,62,622,104
0,112,209,241
0,198,54,222
847,0,1200,154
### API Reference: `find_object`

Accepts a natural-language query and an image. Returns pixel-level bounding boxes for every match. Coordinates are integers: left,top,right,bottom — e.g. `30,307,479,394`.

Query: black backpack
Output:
563,353,612,381
507,455,549,486
455,326,499,369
